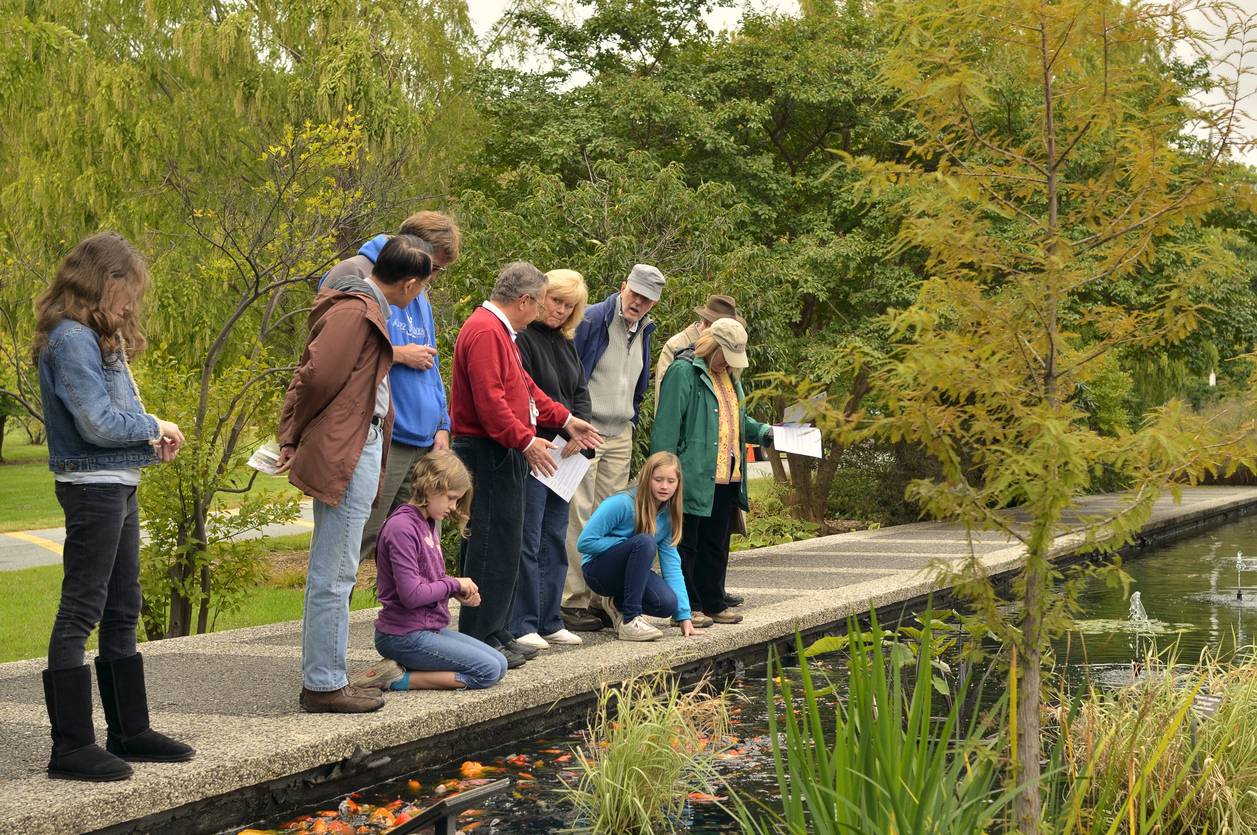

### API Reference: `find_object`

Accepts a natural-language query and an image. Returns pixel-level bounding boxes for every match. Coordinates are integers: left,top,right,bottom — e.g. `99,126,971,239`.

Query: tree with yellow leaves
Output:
846,0,1257,827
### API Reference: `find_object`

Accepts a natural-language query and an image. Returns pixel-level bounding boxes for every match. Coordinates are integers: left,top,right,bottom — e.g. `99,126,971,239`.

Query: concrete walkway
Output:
2,486,1253,834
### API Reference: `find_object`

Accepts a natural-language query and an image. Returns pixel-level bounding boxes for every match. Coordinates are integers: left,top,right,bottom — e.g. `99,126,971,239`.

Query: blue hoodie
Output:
321,235,450,447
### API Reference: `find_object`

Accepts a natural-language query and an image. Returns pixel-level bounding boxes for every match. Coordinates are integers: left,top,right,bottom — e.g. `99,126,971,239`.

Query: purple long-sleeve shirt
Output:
374,504,461,635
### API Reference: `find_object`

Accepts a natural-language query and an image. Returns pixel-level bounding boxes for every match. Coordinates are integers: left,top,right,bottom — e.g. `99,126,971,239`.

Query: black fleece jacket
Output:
517,322,593,446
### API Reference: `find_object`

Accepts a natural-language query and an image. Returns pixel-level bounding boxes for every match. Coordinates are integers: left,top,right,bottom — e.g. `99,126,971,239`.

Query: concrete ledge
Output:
2,486,1255,834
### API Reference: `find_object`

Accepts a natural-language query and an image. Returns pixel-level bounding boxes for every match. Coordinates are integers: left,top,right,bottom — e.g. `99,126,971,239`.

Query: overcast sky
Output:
465,0,1256,167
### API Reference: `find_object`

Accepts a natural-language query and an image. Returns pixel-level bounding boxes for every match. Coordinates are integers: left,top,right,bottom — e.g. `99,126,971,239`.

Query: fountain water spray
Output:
1128,591,1150,627
1236,551,1257,601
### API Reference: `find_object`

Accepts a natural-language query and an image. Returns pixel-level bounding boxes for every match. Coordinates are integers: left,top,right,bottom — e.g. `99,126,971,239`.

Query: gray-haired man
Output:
449,262,603,665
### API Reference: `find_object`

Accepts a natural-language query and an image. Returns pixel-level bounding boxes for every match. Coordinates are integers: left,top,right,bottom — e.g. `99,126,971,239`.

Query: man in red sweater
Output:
450,262,602,667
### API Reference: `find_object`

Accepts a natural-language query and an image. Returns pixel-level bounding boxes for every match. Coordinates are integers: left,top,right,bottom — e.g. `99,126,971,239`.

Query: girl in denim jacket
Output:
31,232,194,782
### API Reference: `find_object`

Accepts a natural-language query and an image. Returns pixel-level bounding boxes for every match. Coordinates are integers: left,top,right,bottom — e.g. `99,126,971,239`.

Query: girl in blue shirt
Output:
578,452,695,641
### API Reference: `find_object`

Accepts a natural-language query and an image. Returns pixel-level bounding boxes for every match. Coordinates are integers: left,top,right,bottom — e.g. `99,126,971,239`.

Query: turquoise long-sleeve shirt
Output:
577,491,692,622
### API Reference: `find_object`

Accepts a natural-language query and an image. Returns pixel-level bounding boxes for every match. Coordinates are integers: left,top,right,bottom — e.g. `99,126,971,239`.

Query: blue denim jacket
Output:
38,318,159,473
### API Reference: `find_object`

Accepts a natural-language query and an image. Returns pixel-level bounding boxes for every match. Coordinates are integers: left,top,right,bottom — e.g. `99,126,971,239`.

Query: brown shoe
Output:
704,611,744,624
672,614,714,628
299,685,385,714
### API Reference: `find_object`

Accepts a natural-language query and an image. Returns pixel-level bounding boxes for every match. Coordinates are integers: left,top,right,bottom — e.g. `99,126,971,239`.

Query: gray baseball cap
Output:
625,264,666,301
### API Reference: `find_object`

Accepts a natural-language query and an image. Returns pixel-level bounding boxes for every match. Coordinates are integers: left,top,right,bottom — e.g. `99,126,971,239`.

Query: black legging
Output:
678,482,739,615
48,482,141,670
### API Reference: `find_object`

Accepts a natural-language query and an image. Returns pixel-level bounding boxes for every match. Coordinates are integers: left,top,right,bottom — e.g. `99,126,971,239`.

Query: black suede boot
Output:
95,653,194,763
42,666,132,782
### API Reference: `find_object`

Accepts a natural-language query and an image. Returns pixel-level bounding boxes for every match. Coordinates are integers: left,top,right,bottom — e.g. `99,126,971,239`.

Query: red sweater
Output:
450,306,570,451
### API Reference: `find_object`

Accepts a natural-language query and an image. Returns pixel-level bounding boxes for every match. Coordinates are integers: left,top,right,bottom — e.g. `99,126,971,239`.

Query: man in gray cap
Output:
655,294,744,403
562,264,665,631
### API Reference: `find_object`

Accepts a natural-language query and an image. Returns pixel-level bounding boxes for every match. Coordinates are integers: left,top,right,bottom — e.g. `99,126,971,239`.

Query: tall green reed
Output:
562,671,730,834
736,613,1013,834
1042,646,1257,835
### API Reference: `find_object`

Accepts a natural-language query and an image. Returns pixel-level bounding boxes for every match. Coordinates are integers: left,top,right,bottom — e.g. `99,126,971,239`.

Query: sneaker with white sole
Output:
542,628,583,645
514,632,550,651
348,658,405,691
618,616,663,642
601,596,624,630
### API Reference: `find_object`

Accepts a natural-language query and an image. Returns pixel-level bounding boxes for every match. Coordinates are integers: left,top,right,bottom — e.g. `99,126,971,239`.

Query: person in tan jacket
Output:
277,235,433,714
654,294,745,404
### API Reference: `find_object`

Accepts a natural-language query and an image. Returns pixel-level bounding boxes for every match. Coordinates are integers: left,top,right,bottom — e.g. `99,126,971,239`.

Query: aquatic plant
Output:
562,671,731,834
736,614,1012,834
1043,649,1257,835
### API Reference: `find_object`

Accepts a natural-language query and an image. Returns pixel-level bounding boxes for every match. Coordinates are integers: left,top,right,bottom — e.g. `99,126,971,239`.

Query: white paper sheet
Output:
772,424,823,458
247,441,281,475
782,393,826,426
531,446,592,501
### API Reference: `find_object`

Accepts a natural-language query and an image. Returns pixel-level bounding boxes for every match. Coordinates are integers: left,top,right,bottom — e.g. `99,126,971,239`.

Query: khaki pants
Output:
563,428,634,609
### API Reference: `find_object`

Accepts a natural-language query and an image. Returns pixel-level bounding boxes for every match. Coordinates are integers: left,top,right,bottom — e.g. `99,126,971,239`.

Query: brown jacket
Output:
278,288,394,506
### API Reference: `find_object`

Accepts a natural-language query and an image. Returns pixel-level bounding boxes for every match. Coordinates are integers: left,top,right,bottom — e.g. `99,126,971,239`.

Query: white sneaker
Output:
542,628,583,645
514,632,550,651
601,596,624,630
348,658,405,690
618,616,663,642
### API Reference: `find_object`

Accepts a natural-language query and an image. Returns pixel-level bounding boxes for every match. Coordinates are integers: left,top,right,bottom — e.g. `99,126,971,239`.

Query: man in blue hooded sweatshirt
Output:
321,211,461,561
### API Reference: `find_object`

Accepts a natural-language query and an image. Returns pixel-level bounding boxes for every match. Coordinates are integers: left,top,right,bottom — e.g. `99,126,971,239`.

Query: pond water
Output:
231,512,1257,835
1057,513,1257,682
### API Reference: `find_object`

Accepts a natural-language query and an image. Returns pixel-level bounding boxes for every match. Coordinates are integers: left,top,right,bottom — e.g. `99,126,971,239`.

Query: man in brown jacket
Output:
277,235,433,713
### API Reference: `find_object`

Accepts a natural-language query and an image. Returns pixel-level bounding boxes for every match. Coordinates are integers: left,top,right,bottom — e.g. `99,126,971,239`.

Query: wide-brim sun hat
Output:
695,294,746,327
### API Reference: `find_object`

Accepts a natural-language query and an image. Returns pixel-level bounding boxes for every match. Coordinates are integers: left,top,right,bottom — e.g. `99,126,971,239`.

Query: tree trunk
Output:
192,508,209,633
166,529,193,638
0,412,6,462
166,495,208,638
1014,548,1046,829
196,562,211,635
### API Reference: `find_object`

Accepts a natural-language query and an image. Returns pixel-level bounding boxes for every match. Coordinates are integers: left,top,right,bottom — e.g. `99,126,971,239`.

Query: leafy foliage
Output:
824,0,1257,826
0,1,481,637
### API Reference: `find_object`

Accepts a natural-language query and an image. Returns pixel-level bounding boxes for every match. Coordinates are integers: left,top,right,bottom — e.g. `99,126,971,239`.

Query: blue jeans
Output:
509,476,570,637
375,627,507,689
302,425,383,692
581,533,677,622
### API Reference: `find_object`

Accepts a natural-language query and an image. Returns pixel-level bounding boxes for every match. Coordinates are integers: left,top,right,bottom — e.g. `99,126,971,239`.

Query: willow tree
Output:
848,0,1257,827
0,0,481,636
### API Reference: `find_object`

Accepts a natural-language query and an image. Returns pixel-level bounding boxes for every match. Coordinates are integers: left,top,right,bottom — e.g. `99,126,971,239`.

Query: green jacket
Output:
650,350,771,517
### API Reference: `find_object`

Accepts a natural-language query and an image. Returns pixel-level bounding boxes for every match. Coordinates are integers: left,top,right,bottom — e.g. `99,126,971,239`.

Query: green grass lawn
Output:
0,531,380,663
0,428,302,532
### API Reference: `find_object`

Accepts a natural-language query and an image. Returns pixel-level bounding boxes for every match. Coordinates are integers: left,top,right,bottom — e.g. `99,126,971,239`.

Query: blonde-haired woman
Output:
651,318,772,625
507,269,593,650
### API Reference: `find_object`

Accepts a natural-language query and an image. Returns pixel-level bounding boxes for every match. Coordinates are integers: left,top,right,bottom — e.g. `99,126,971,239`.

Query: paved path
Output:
0,504,316,571
3,485,1249,834
0,463,779,572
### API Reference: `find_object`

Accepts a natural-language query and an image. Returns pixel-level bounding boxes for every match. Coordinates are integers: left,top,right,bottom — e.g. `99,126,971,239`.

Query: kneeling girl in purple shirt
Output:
360,450,507,691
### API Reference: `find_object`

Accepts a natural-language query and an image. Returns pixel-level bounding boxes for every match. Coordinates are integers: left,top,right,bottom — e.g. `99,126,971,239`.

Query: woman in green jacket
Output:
650,318,771,624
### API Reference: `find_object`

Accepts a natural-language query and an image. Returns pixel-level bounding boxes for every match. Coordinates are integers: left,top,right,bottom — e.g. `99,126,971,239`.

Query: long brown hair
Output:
31,232,151,362
409,449,474,538
634,452,683,546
